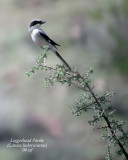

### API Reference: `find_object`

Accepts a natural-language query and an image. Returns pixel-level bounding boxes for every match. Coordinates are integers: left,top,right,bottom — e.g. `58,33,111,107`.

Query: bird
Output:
28,19,71,70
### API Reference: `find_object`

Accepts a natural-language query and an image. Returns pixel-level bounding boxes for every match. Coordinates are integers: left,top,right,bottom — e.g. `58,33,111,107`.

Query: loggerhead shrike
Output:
28,19,71,70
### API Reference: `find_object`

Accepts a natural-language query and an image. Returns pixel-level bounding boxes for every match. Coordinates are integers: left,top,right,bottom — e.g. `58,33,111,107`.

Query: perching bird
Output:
28,19,71,70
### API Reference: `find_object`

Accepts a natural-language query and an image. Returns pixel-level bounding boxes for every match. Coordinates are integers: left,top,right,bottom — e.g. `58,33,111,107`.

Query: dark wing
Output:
38,30,60,47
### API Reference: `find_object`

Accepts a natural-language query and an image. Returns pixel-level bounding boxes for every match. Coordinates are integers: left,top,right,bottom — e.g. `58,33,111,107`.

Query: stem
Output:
38,51,128,159
86,83,128,159
71,70,128,159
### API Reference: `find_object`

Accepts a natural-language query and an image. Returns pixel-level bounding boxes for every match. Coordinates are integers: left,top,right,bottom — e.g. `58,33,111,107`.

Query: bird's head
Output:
28,19,46,32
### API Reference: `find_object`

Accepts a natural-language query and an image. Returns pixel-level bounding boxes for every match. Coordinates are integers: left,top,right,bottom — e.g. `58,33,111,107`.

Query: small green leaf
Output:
89,67,94,74
25,72,31,77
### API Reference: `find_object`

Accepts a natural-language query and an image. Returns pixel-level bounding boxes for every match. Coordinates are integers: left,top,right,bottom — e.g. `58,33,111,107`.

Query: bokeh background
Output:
0,0,128,160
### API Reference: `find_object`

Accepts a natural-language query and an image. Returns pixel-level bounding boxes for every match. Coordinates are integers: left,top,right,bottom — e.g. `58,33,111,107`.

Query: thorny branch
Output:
26,48,128,160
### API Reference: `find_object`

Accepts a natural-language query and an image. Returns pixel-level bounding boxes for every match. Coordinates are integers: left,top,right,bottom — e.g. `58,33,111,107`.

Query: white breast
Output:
31,29,57,53
31,29,49,47
31,29,38,42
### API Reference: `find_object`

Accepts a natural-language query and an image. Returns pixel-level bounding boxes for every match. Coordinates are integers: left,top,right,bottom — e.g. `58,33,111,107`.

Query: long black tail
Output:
55,51,71,70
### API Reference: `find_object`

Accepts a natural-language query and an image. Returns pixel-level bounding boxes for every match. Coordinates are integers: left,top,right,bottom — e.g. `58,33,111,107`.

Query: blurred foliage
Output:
0,0,128,160
27,48,128,160
108,0,128,76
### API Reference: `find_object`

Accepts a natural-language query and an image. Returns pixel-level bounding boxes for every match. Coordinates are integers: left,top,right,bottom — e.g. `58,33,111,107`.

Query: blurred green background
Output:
0,0,128,160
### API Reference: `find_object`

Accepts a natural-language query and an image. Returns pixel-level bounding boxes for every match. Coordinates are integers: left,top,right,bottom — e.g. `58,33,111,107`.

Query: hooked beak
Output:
41,21,46,24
